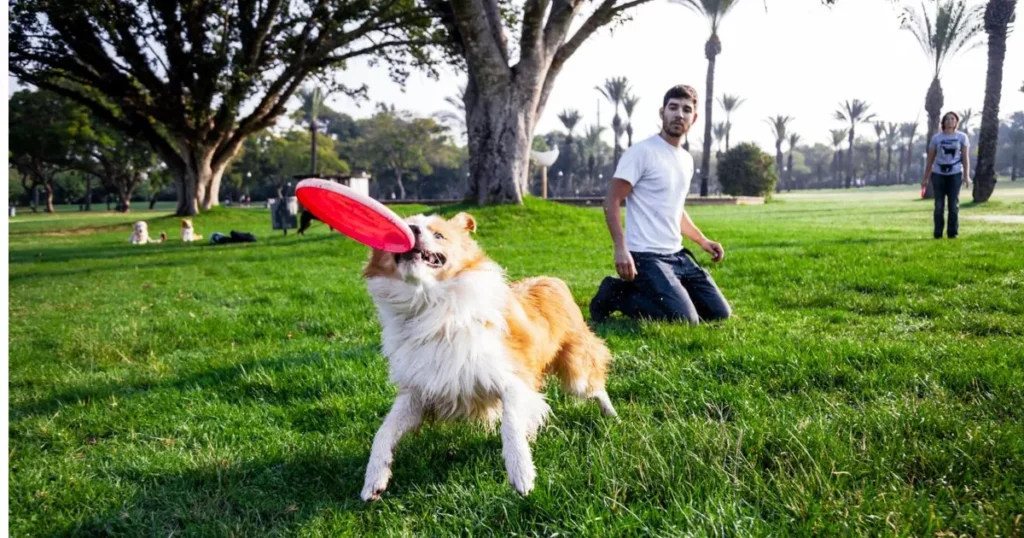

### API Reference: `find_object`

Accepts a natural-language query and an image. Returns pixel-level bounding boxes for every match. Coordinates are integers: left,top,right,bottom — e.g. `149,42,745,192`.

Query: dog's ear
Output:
452,212,476,233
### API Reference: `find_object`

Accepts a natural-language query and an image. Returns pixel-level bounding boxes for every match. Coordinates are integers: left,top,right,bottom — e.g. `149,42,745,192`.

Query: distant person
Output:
589,84,731,324
922,111,971,239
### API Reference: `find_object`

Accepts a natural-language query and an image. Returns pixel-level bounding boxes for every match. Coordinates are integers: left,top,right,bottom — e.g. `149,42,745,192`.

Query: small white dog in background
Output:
180,219,203,242
128,221,166,244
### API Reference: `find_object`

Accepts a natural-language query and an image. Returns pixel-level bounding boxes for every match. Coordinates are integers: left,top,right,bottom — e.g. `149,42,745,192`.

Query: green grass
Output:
8,184,1024,536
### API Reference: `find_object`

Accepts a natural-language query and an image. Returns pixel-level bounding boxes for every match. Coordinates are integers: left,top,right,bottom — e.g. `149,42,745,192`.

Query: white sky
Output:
6,0,1022,154
324,0,1024,152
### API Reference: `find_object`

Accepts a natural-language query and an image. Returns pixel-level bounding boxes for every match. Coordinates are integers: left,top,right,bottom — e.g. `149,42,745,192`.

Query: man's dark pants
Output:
592,248,731,324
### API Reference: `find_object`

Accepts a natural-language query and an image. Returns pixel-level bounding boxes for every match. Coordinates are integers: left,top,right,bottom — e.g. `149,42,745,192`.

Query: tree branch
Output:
450,0,512,86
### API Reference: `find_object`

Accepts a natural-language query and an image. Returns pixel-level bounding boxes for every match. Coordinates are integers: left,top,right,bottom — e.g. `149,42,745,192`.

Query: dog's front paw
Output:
361,468,391,502
508,464,536,496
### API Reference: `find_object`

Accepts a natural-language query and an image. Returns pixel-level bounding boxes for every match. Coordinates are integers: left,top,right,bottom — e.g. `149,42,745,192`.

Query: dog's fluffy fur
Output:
180,219,203,242
128,221,166,244
360,212,616,501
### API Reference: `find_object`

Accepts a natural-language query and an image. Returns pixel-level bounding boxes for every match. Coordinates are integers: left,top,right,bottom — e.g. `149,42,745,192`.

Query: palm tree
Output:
974,0,1017,202
672,0,745,197
557,109,582,196
830,128,847,188
872,121,886,185
884,122,900,184
297,87,327,175
717,93,745,151
713,122,728,155
582,124,608,190
435,84,467,137
1009,111,1024,182
835,99,875,188
901,0,983,150
596,77,631,168
787,133,801,191
623,93,641,148
900,121,919,183
959,108,975,133
766,115,793,191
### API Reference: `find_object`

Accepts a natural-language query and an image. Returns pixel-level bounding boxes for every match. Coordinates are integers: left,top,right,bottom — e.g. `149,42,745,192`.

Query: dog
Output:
180,218,203,242
360,212,617,501
297,209,334,235
128,221,166,244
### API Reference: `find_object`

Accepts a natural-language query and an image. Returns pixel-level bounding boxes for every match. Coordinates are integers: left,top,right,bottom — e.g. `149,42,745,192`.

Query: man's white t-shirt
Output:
612,134,693,254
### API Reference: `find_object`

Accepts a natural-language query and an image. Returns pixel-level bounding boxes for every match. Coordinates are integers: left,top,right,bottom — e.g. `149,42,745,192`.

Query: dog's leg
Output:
591,389,618,417
361,391,423,502
500,380,547,495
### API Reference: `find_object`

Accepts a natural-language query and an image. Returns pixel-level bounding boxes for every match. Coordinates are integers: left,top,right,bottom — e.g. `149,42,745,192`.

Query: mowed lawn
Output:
8,184,1024,536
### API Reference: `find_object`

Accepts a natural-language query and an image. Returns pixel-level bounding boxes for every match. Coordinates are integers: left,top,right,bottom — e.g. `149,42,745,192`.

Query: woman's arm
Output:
962,142,971,187
921,147,937,186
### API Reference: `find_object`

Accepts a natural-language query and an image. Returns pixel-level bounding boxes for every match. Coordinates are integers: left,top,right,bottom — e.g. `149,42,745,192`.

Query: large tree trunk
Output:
119,192,131,213
465,82,531,205
699,35,720,198
973,0,1015,203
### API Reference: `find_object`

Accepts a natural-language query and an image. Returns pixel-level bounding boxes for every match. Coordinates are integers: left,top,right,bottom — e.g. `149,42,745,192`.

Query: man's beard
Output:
663,121,689,137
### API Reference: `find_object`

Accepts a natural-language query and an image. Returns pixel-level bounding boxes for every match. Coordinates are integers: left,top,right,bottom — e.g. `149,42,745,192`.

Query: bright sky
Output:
324,0,1024,152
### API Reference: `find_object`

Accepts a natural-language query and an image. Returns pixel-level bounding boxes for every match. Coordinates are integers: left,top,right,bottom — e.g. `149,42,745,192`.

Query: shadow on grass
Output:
9,346,380,422
8,234,338,266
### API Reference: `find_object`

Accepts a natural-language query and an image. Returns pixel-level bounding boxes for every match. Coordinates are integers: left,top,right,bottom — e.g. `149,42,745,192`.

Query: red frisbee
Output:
295,178,414,253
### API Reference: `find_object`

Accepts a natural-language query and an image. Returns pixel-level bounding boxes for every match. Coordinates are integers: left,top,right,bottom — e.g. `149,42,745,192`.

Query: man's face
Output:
660,97,697,138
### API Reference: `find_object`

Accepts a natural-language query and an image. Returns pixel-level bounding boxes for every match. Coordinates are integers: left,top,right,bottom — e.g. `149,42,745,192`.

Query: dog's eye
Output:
433,232,444,240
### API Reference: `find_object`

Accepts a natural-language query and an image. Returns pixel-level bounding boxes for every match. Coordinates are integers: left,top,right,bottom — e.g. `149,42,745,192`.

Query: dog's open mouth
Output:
396,248,446,268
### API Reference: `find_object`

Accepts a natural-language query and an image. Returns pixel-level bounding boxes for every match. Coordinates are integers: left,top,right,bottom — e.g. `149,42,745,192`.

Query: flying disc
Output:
295,178,415,253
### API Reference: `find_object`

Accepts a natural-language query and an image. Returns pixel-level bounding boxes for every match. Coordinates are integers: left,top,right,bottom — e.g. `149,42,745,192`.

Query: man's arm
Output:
681,209,724,262
604,179,637,280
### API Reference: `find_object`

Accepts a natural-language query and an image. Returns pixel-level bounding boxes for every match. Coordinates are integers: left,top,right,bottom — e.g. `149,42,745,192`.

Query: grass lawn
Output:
8,183,1024,536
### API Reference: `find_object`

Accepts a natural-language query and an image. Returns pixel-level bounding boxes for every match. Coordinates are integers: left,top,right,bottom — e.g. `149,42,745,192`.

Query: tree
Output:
296,87,328,176
10,0,436,216
787,133,801,190
718,143,777,197
713,122,728,155
766,115,793,191
973,0,1017,202
229,129,349,199
596,77,631,168
80,123,157,212
901,0,983,156
348,106,451,200
830,128,848,187
557,109,583,196
623,93,641,148
672,0,745,197
901,121,920,183
873,121,886,184
835,100,875,188
431,0,656,205
1009,111,1024,182
884,123,901,184
8,90,91,212
582,124,609,190
959,108,975,133
717,94,745,151
434,84,468,138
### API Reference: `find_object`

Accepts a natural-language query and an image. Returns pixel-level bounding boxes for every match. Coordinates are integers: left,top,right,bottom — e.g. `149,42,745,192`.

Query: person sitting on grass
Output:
589,84,731,324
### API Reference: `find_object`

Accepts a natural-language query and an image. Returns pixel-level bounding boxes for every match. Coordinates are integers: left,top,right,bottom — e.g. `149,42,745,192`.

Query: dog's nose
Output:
409,224,420,237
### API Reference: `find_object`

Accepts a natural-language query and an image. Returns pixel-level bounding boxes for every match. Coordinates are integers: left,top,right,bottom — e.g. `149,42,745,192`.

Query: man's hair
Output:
663,85,699,108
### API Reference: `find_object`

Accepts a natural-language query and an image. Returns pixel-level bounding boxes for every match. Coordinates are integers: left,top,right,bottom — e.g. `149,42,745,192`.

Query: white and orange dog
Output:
360,212,617,501
180,218,203,242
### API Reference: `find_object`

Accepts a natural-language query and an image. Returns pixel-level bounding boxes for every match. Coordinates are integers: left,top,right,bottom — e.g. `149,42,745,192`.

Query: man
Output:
589,84,731,324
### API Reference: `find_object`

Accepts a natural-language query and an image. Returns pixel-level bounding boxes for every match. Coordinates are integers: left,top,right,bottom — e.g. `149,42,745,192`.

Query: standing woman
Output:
922,111,971,239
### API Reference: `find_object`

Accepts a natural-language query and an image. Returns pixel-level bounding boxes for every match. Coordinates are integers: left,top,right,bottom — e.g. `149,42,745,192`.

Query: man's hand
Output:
614,247,637,281
700,239,724,263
